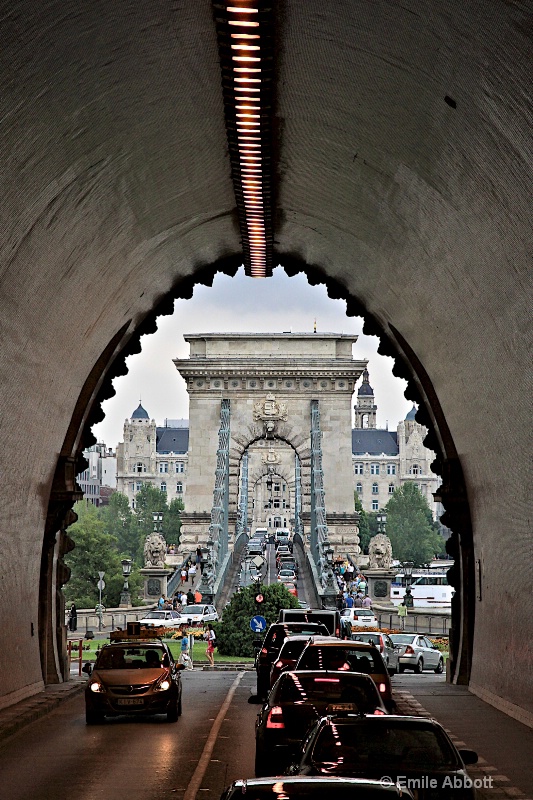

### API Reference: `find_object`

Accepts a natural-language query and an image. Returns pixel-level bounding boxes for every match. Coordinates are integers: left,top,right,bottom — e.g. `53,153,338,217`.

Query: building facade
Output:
77,443,117,506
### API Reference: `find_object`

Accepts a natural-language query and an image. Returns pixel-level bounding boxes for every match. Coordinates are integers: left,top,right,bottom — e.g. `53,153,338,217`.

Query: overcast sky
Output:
92,267,412,448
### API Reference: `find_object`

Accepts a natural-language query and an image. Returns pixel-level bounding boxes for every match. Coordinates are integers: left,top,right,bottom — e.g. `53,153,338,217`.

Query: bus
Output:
390,567,454,608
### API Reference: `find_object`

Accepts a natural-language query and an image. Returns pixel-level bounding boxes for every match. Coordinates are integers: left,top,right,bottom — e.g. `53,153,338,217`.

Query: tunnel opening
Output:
41,260,472,689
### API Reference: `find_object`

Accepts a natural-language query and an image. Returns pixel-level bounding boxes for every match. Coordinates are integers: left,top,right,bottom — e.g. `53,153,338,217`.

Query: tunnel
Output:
0,1,531,725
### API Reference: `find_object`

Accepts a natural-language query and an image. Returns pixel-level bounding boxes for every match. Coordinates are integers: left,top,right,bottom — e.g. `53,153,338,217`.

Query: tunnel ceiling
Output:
0,1,530,496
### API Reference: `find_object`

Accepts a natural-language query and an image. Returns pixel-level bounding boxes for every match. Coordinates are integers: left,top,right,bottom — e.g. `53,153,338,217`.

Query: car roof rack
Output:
110,622,164,642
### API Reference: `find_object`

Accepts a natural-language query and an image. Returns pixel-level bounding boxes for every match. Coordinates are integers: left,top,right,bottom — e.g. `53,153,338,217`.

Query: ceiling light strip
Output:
212,1,276,278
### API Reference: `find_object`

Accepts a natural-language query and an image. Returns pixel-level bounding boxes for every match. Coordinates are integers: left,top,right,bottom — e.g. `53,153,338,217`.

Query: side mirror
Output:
176,662,187,671
458,749,478,765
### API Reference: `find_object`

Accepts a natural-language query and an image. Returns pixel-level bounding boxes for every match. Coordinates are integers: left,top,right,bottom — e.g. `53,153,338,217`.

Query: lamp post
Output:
120,558,132,608
376,512,387,533
153,510,163,532
402,560,415,608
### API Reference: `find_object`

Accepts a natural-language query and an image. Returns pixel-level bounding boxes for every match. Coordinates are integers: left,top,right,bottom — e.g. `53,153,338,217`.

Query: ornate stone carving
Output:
368,533,393,569
261,446,281,465
253,393,288,422
143,532,167,568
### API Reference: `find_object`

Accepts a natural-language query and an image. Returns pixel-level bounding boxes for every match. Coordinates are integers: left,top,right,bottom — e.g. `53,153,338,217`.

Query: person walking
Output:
205,624,216,668
398,601,408,630
68,603,77,632
178,628,193,669
180,566,187,586
188,562,197,584
353,592,363,608
186,588,195,606
194,588,202,603
362,594,372,608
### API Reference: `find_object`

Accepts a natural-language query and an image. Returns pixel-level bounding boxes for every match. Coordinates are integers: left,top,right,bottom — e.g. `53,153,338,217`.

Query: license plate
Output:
327,703,358,712
116,698,144,706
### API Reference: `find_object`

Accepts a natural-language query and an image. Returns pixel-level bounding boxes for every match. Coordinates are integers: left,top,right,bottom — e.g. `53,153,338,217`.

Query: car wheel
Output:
167,697,179,723
434,657,444,674
86,707,104,725
415,658,424,674
398,665,406,673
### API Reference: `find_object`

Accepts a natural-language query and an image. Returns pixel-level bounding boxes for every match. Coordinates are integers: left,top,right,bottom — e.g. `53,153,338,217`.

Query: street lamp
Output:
120,558,132,607
376,512,387,533
153,511,163,531
403,560,415,589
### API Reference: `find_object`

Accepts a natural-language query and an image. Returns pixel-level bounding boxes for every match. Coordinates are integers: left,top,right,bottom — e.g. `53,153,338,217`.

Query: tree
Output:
100,492,135,558
215,583,299,657
354,494,371,553
165,497,184,548
130,483,169,561
384,483,444,566
64,501,124,608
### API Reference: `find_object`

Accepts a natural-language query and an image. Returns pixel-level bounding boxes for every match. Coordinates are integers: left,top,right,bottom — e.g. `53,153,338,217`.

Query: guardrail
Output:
374,611,450,636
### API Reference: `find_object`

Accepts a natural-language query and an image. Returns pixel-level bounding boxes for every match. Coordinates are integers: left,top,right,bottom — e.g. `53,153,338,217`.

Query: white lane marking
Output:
184,672,245,800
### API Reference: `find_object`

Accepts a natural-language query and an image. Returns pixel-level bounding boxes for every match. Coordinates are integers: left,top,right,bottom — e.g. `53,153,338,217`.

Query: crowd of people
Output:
333,560,371,610
157,587,202,612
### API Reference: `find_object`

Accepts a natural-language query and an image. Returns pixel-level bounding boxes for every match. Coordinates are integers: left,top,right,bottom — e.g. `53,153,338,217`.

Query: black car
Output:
287,715,478,798
220,777,414,800
255,622,330,700
255,670,388,776
85,635,184,724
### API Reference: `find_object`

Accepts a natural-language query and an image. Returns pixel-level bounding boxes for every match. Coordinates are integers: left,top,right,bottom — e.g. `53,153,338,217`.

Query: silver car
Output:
351,631,400,675
389,633,444,674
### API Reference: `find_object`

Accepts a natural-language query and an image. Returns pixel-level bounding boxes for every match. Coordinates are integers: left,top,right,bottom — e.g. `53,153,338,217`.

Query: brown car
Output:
294,638,395,711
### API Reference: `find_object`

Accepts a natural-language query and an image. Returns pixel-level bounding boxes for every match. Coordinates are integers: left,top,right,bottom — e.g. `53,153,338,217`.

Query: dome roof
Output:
405,405,417,421
358,368,374,396
131,403,150,420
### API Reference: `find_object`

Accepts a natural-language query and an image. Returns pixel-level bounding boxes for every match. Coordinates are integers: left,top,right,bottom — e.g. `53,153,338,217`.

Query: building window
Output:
176,482,183,493
176,462,184,473
274,483,280,493
387,463,396,475
159,462,168,474
135,462,145,474
136,481,143,492
410,464,420,475
160,482,167,493
274,498,280,508
372,500,379,511
371,463,380,475
356,482,363,494
372,482,379,494
388,483,395,495
354,463,364,475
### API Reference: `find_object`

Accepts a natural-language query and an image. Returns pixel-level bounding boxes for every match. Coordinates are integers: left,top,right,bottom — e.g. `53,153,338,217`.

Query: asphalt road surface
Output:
0,670,259,800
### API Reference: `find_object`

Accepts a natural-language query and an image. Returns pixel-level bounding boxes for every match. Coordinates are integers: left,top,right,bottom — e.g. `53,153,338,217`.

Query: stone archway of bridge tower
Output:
247,449,298,533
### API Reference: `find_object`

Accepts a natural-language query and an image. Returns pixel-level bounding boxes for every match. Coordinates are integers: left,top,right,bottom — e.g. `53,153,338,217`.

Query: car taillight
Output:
378,683,387,694
274,660,283,668
405,645,415,655
261,647,268,655
374,708,386,715
266,706,285,729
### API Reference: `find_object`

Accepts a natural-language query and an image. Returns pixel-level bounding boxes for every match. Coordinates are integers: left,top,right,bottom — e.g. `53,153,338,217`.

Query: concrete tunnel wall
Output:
0,1,531,720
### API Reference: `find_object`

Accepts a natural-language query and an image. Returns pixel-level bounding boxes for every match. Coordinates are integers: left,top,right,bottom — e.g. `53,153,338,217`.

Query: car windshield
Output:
390,634,416,644
143,612,166,619
353,634,380,645
181,605,204,614
355,610,375,616
96,646,165,670
276,674,379,710
311,720,459,770
264,624,329,649
297,646,383,674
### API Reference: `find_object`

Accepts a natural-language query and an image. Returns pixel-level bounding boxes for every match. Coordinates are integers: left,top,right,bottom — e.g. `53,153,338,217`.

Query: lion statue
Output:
368,533,393,569
143,532,167,568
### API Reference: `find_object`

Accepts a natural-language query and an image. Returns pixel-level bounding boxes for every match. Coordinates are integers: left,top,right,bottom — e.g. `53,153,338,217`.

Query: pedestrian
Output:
205,624,216,668
345,593,354,609
158,594,165,609
178,629,193,669
398,601,408,630
186,588,195,606
353,593,363,608
362,594,372,608
68,603,77,632
180,590,188,607
196,546,202,565
194,588,202,603
188,563,197,584
180,567,187,585
358,576,367,595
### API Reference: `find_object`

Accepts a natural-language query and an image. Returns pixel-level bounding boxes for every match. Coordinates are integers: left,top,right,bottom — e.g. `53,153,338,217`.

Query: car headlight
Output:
90,681,105,693
155,678,171,692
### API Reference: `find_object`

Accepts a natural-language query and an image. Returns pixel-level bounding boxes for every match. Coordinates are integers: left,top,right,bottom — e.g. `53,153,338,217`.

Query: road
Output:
0,670,259,800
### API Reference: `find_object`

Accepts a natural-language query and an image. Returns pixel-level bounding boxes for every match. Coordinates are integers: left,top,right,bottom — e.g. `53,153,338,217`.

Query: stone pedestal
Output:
178,512,212,555
140,567,172,602
325,512,361,558
365,569,397,605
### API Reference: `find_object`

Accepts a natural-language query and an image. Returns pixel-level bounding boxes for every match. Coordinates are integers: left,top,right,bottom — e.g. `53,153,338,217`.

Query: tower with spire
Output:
353,368,377,429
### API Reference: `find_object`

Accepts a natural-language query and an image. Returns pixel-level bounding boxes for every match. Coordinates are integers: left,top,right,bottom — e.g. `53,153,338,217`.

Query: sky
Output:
92,267,412,448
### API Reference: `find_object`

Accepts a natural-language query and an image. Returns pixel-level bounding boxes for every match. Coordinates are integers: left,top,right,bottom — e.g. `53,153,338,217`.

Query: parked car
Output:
286,714,478,798
351,631,400,675
340,607,379,627
294,638,394,710
389,633,444,673
175,604,219,626
255,622,330,700
138,610,182,629
85,635,184,724
255,670,387,775
220,777,414,800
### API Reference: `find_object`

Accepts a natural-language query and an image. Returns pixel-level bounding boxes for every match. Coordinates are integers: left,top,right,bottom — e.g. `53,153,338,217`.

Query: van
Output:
254,528,268,540
277,608,342,638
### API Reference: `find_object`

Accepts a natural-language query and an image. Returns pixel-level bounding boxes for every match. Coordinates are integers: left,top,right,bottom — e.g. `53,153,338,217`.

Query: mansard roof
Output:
156,427,189,454
352,429,398,456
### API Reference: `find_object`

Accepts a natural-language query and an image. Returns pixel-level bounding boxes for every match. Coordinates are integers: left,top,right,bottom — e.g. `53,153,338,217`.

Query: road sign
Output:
251,555,265,569
250,615,267,633
97,579,105,591
98,571,105,580
255,594,264,603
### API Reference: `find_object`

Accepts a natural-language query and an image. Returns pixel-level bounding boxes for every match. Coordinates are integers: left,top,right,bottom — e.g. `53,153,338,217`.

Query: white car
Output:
277,569,297,583
138,610,182,629
340,607,379,627
176,604,219,625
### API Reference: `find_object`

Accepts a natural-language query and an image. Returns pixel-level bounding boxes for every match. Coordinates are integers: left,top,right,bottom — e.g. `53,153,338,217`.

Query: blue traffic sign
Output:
250,615,267,633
